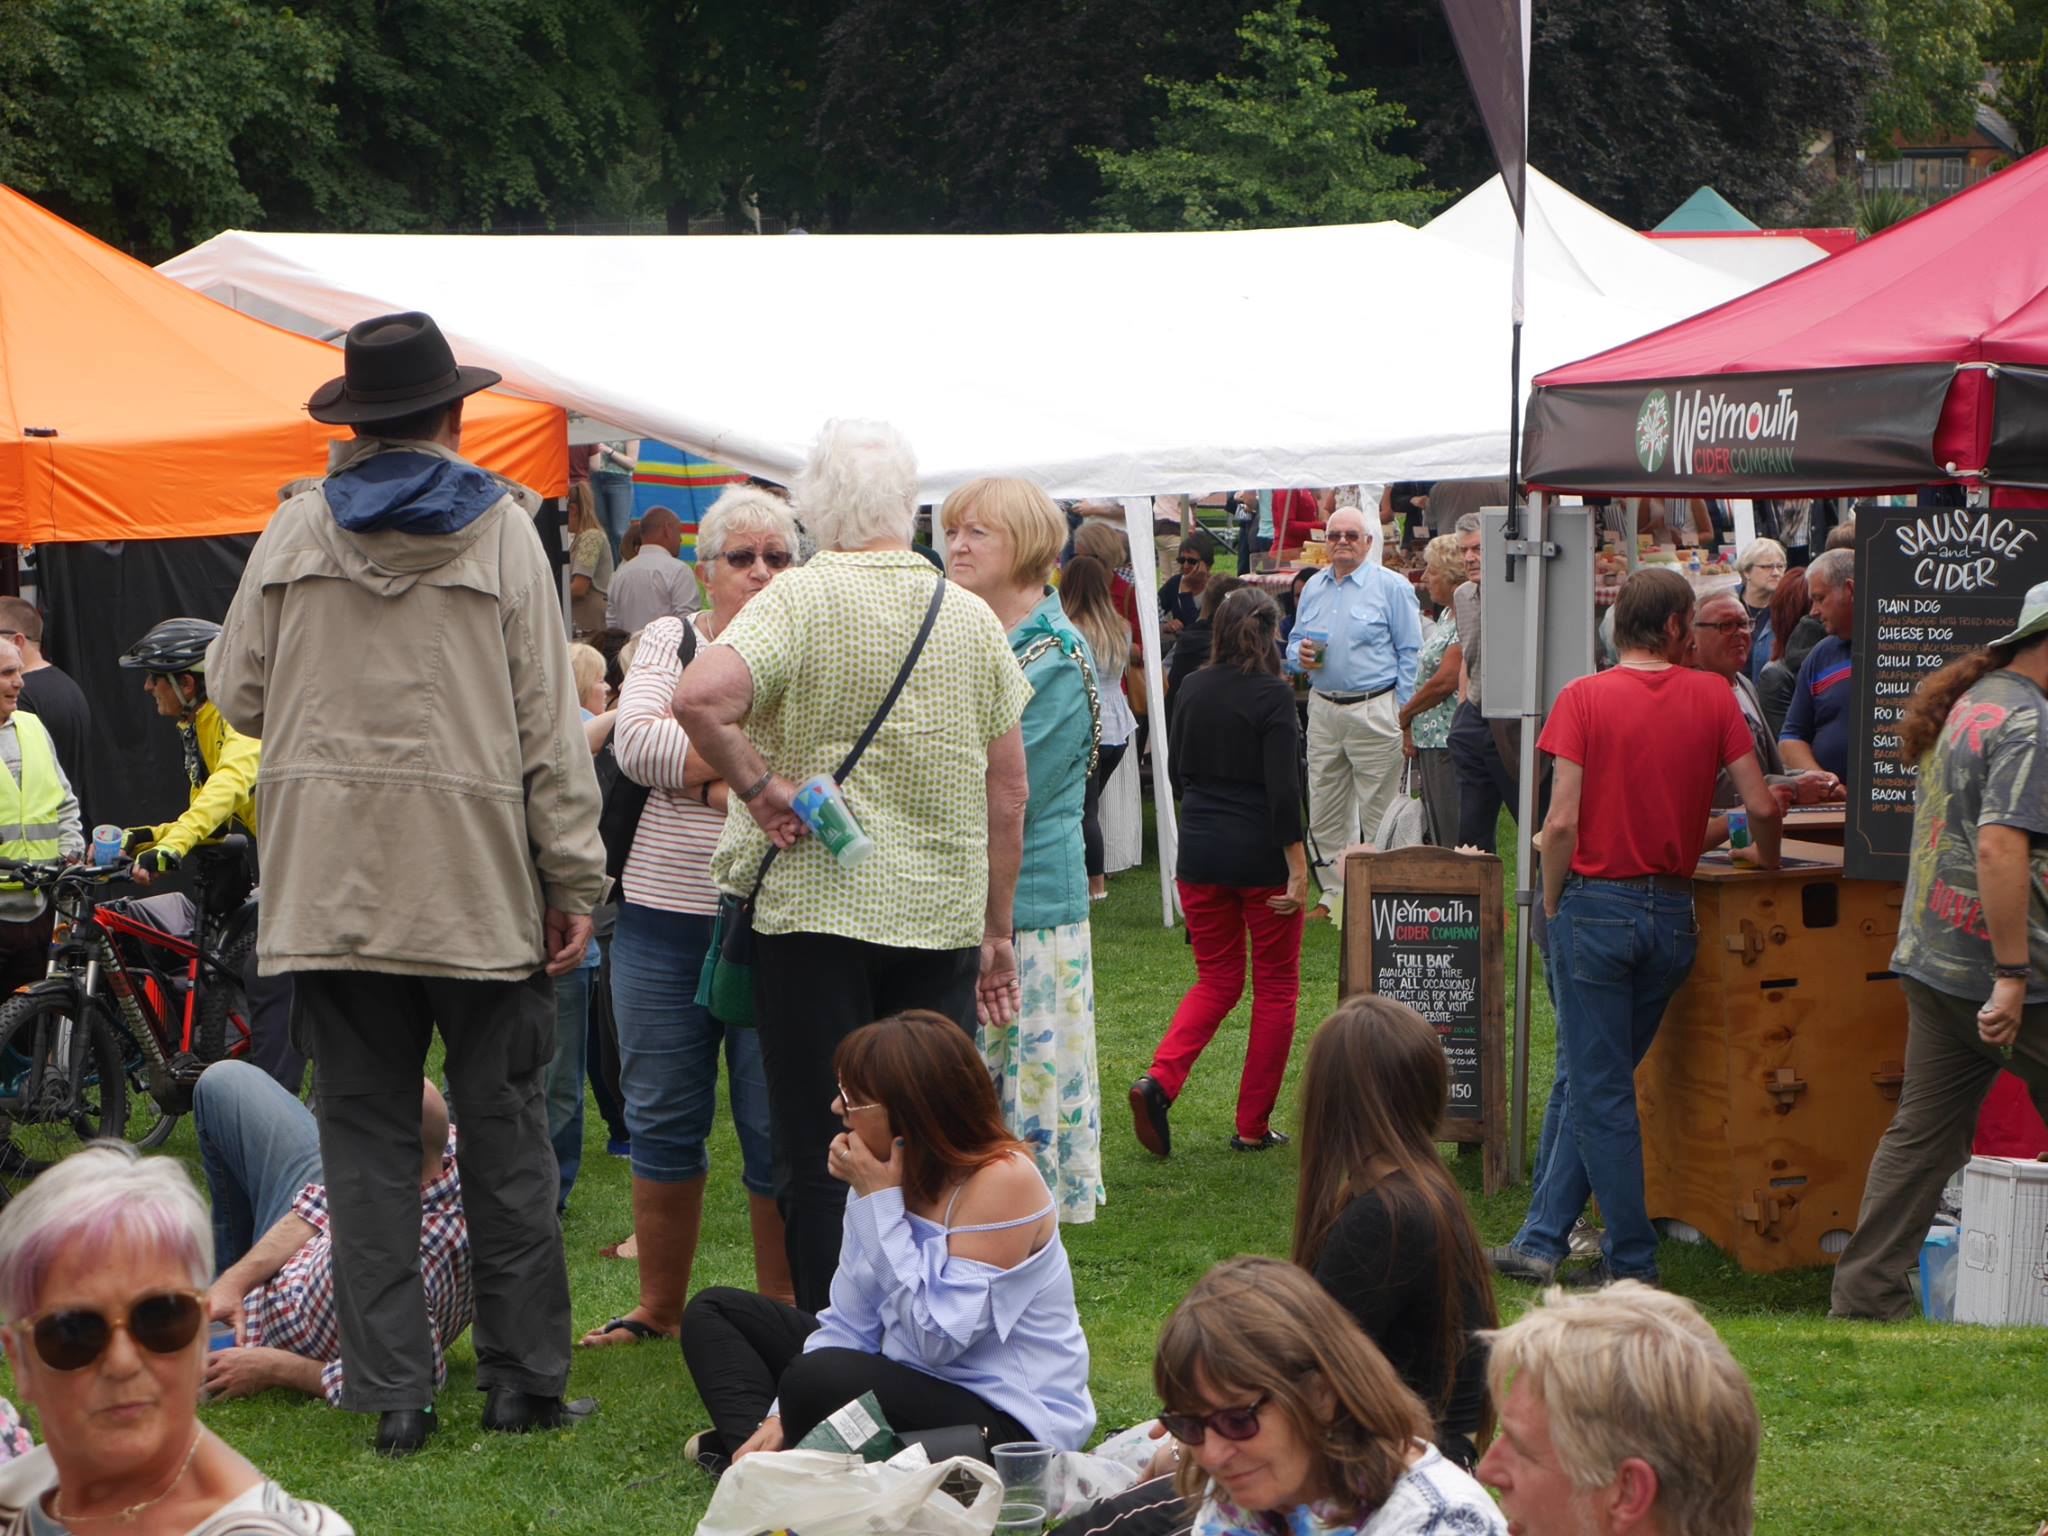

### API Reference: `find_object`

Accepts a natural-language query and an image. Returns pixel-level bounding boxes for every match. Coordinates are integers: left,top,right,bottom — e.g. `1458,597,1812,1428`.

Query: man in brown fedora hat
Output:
210,311,605,1455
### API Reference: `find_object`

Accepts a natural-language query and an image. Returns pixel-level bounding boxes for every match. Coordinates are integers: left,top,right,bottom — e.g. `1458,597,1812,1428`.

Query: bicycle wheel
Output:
0,992,129,1181
194,926,256,1068
122,1057,179,1152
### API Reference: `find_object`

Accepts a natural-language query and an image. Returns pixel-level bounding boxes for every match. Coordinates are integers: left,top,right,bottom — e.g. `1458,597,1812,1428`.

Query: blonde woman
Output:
1397,536,1467,847
1060,554,1135,900
566,484,614,639
945,477,1104,1223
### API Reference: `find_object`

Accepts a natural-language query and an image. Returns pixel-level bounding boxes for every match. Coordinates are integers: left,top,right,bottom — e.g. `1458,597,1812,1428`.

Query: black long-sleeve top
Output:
1311,1174,1490,1470
1167,666,1302,888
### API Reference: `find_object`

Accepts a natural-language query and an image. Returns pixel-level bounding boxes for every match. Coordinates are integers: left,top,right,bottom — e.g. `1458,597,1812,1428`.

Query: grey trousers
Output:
1416,745,1460,848
1830,977,2048,1320
291,968,569,1410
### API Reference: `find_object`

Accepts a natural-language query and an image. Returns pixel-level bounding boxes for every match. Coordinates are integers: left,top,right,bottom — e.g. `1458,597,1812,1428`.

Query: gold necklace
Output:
51,1431,201,1525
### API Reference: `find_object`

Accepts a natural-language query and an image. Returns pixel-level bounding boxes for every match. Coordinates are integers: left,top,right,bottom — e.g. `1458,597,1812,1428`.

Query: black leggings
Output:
1082,740,1130,880
681,1287,1030,1457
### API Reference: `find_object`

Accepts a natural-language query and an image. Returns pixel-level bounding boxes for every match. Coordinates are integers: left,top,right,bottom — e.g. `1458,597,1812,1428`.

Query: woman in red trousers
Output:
1132,587,1308,1155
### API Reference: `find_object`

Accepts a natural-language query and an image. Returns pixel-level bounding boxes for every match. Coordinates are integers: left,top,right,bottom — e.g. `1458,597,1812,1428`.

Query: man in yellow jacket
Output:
120,619,298,1091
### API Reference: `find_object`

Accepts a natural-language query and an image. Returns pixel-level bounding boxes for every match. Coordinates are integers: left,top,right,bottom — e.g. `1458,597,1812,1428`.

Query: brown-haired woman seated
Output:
1155,1258,1504,1536
680,1011,1096,1469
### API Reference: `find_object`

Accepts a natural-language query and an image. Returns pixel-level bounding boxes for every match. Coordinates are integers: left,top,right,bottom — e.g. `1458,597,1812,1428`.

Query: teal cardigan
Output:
1011,589,1098,932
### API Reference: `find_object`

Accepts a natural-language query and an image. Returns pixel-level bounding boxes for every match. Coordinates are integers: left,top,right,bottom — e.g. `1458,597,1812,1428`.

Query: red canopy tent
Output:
1523,147,2048,500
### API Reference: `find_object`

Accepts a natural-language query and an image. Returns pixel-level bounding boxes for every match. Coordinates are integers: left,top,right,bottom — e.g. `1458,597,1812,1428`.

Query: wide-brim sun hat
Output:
1986,579,2048,649
307,311,502,426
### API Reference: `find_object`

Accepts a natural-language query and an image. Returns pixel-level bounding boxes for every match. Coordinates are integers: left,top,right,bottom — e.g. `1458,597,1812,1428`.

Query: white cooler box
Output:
1955,1155,2048,1327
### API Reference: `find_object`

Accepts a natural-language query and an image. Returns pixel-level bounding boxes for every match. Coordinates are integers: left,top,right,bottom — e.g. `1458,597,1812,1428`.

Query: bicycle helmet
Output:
118,617,221,675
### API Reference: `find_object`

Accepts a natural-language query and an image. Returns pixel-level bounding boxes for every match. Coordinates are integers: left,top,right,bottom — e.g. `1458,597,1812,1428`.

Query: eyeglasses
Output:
718,548,793,571
1159,1393,1270,1446
1326,531,1364,543
836,1083,880,1114
1748,560,1787,572
14,1289,205,1372
1693,618,1752,634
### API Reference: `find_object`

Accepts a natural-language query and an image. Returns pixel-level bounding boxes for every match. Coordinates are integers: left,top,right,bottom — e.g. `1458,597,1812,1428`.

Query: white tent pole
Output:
1508,490,1546,1183
1123,497,1179,927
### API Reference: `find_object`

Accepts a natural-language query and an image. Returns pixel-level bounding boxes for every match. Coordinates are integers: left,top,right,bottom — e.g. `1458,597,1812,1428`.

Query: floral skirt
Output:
979,919,1104,1223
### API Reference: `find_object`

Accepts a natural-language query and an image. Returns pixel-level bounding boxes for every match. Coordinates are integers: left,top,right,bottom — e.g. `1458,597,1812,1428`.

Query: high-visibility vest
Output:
0,712,67,875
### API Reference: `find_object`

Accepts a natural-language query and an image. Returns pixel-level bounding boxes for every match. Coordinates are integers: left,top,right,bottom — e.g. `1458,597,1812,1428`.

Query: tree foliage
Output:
1086,0,1438,232
1846,0,2008,151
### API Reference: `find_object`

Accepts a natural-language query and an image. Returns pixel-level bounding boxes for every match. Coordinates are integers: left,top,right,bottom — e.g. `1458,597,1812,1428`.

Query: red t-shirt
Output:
1538,666,1754,878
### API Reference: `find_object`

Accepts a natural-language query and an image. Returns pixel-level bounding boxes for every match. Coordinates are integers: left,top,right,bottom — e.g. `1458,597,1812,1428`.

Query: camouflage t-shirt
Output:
1893,669,2048,1004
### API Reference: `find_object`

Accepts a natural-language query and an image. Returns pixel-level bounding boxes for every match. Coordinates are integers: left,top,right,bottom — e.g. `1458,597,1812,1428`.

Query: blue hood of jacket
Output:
326,450,504,535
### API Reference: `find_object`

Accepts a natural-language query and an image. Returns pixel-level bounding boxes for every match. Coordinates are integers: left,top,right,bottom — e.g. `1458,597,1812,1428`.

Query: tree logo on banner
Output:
1635,389,1672,474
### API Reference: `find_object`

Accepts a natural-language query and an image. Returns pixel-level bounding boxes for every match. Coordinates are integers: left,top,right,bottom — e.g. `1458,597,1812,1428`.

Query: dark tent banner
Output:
1988,366,2048,486
39,535,257,833
1440,0,1529,225
1522,365,1954,495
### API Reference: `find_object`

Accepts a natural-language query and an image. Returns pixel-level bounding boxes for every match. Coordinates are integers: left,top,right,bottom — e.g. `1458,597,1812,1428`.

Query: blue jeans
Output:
610,902,774,1191
592,473,634,562
1513,878,1700,1278
548,967,595,1208
190,1059,324,1273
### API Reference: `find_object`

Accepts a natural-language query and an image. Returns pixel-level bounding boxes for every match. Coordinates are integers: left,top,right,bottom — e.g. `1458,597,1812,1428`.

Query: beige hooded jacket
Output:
210,437,605,981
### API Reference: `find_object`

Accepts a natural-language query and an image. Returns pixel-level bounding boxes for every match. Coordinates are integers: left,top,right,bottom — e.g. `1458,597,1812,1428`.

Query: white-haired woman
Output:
676,420,1033,1312
945,477,1104,1224
0,1144,350,1534
582,485,801,1347
1398,536,1467,848
1735,537,1788,682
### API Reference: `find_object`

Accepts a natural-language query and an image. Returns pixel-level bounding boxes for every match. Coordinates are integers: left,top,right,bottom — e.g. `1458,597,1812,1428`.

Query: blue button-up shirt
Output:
1284,562,1422,705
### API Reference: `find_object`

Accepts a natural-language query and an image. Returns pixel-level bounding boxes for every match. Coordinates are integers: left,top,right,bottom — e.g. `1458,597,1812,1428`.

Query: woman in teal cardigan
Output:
943,477,1104,1223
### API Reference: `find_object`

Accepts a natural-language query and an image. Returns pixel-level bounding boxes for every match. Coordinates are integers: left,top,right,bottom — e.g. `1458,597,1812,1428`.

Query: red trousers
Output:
1149,880,1305,1139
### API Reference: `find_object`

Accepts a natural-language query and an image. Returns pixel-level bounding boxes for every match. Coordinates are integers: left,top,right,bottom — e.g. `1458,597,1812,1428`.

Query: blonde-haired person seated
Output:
943,477,1104,1223
0,1144,351,1534
1477,1282,1759,1536
1156,1257,1504,1536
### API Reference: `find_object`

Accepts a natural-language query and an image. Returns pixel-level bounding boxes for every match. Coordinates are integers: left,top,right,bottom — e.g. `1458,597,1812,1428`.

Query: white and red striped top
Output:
615,614,725,915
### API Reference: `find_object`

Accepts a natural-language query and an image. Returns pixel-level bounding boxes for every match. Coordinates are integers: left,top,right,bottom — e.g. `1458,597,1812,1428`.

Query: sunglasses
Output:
718,548,793,571
1177,556,1208,568
15,1289,205,1372
1159,1392,1270,1445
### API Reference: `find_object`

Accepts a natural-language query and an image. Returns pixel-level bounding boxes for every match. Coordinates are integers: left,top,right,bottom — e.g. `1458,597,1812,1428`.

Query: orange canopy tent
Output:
0,184,564,546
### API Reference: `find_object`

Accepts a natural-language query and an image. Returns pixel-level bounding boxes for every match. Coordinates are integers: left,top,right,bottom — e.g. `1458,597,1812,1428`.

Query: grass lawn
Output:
17,816,2047,1533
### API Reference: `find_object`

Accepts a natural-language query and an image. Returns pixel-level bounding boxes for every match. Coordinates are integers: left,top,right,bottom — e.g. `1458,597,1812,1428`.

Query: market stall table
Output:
1636,839,1907,1273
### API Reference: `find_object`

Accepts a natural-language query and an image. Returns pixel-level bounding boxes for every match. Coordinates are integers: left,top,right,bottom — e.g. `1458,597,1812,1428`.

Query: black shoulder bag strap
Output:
744,574,948,903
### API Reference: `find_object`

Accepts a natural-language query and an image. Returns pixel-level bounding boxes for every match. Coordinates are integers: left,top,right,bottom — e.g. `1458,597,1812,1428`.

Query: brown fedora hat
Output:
307,311,503,425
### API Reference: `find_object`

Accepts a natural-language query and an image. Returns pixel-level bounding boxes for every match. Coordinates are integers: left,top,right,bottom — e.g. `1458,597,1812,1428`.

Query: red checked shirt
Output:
241,1133,471,1406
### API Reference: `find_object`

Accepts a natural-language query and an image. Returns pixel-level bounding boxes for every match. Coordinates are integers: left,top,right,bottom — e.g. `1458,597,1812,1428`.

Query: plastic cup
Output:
994,1441,1055,1534
1299,628,1329,669
791,774,874,867
1727,808,1751,851
90,825,124,868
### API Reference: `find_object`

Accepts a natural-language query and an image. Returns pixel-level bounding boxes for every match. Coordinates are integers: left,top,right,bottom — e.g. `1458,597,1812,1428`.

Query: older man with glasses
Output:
1690,591,1842,829
1284,508,1421,922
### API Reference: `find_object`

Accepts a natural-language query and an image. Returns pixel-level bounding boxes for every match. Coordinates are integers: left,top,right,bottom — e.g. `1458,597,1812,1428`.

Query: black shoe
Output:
1560,1259,1658,1291
481,1388,598,1434
1228,1129,1290,1152
1485,1244,1560,1286
375,1407,439,1457
1129,1075,1172,1157
684,1428,729,1476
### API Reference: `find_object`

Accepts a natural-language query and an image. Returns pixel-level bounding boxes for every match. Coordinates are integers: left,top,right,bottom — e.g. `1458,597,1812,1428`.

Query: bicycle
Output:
0,835,261,1180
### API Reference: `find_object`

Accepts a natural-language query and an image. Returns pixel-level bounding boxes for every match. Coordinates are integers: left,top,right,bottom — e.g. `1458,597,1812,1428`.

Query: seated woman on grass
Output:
1155,1258,1504,1536
679,1011,1095,1469
1293,996,1499,1471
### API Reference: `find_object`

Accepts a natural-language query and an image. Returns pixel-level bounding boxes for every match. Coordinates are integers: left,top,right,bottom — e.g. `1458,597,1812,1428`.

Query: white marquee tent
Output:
161,211,1778,924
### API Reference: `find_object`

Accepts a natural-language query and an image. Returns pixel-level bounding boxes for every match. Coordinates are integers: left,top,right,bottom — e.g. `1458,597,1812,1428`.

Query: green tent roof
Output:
1652,186,1759,232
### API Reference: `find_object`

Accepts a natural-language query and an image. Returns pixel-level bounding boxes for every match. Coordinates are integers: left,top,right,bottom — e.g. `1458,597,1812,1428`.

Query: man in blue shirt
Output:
1284,508,1422,919
1779,547,1854,782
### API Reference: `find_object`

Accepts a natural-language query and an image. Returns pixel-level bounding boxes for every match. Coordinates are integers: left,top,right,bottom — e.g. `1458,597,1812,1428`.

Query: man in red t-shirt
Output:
1493,568,1783,1288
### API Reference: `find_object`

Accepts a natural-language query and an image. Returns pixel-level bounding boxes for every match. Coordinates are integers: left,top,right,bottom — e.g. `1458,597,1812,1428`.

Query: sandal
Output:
579,1316,670,1348
598,1234,639,1261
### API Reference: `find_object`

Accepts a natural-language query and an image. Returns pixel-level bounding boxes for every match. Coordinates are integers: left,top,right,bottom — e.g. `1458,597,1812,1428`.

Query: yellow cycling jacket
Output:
149,700,260,858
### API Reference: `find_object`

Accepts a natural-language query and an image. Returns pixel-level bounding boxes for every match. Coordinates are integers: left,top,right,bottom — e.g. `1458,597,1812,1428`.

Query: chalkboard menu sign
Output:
1848,507,2048,881
1341,846,1507,1193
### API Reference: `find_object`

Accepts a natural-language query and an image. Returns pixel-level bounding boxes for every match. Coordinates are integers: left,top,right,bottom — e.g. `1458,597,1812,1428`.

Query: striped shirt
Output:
615,615,724,915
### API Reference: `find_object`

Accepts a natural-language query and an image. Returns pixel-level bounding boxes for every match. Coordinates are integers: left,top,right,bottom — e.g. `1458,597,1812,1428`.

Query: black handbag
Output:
703,577,948,1024
598,619,699,880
